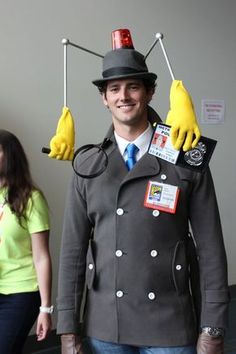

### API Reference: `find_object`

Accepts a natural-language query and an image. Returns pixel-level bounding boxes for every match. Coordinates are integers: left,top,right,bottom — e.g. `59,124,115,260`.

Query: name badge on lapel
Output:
144,181,180,214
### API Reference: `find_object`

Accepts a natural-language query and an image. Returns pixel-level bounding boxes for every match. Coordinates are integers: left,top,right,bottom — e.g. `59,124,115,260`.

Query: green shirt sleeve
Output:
26,190,50,234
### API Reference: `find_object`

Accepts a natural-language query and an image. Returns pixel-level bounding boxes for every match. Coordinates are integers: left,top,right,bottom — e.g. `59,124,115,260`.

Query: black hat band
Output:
103,66,148,78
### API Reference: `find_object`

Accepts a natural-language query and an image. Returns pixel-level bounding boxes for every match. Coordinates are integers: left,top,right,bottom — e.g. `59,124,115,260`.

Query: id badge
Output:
144,181,180,214
148,123,217,173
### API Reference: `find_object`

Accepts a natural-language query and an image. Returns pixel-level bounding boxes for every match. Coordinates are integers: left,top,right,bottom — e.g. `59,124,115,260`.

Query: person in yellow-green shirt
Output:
0,129,52,354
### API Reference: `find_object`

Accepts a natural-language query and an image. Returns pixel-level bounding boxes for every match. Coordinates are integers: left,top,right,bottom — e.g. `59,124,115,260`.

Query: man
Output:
57,30,229,354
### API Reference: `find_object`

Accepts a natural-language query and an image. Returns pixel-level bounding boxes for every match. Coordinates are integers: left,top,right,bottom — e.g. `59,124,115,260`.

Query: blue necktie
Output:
126,143,139,170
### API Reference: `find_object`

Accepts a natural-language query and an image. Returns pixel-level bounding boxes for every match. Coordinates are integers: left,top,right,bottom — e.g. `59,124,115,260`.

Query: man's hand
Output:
166,80,201,152
197,333,224,354
61,334,85,354
48,106,75,161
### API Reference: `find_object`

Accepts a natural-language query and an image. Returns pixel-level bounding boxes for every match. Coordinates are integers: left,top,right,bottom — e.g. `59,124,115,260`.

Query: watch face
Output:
210,328,218,336
211,328,223,337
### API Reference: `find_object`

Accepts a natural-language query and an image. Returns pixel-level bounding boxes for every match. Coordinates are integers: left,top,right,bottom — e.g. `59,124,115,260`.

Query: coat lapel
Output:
123,152,161,184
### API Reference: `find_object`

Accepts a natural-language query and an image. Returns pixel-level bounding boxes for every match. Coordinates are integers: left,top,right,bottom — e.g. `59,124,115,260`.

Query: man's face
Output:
102,78,154,129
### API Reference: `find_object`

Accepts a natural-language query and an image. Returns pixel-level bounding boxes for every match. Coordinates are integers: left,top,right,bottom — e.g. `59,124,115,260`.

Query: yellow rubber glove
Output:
166,80,201,151
48,106,75,160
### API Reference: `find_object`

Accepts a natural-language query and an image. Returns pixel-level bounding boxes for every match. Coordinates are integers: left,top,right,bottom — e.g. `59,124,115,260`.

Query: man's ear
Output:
102,93,108,107
147,88,155,104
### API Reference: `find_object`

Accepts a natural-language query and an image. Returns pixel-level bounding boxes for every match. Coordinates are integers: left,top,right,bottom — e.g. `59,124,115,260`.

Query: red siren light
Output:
112,29,134,50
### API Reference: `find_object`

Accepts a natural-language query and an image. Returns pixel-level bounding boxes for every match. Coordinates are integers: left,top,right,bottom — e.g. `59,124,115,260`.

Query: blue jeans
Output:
86,337,197,354
0,291,40,354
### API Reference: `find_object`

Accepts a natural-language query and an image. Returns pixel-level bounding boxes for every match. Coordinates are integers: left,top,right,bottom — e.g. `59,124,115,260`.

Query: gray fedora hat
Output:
92,48,157,87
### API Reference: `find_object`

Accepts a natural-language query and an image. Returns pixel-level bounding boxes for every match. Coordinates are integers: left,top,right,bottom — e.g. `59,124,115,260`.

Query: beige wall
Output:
1,0,235,329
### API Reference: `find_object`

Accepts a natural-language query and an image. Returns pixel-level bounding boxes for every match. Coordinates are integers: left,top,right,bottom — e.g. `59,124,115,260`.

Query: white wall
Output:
1,0,235,329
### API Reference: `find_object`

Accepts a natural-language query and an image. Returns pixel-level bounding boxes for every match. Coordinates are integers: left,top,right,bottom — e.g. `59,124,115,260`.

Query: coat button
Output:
88,263,94,270
116,208,124,216
152,210,160,217
150,250,158,257
148,292,156,300
115,250,123,257
161,174,167,180
116,290,124,298
176,264,182,270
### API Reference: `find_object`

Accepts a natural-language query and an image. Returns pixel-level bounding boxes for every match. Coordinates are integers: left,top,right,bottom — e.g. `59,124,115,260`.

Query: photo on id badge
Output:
150,184,163,202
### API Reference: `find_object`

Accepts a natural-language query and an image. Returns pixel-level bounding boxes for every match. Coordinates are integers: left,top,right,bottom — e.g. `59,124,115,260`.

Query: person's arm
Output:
57,173,92,354
32,230,52,341
189,168,229,354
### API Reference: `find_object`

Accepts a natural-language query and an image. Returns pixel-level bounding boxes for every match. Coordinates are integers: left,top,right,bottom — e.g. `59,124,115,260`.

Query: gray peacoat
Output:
57,114,229,347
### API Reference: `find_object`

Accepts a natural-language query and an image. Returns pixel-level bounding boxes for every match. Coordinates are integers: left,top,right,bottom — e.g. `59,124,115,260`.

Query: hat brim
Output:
92,72,157,87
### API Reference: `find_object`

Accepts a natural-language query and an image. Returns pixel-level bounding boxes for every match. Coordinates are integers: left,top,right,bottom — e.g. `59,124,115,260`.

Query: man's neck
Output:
113,120,149,142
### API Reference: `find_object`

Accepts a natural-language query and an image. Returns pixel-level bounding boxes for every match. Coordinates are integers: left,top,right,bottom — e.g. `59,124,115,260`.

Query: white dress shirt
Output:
114,123,153,163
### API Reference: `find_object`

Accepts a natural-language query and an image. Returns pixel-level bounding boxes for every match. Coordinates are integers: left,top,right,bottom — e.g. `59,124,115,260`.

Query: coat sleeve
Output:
57,174,92,334
189,167,229,329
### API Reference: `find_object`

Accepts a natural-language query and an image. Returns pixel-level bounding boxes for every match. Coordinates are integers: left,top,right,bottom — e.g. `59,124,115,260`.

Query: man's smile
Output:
117,103,135,107
117,103,136,111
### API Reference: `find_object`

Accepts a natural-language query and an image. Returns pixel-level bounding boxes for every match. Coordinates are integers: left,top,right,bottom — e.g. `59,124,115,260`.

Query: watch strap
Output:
40,305,54,314
201,326,225,337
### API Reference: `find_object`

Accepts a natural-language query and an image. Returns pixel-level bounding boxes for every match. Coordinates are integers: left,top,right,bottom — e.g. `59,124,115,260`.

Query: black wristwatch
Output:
201,327,225,338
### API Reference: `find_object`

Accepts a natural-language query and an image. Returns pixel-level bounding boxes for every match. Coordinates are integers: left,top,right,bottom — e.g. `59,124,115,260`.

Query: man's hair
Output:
97,78,156,95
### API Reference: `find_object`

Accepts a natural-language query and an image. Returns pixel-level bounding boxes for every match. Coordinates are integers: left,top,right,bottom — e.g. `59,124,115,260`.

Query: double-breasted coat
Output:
57,113,229,347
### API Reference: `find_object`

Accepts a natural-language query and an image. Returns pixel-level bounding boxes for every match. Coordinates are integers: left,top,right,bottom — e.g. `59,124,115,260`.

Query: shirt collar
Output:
114,123,153,160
